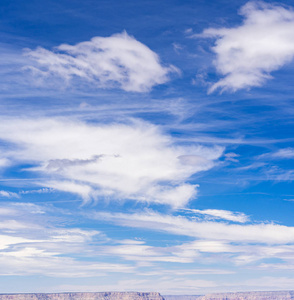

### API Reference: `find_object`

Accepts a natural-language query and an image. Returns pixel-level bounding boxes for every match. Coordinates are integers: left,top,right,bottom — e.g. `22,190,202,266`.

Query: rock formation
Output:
164,291,294,300
0,292,164,300
1,291,294,300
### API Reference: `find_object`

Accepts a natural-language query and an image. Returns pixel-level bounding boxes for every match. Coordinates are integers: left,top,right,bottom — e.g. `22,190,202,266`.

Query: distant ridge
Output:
0,292,163,300
163,291,294,300
1,291,294,300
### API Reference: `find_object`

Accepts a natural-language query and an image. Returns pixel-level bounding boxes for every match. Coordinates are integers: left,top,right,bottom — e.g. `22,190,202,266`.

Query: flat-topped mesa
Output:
197,290,294,300
0,292,164,300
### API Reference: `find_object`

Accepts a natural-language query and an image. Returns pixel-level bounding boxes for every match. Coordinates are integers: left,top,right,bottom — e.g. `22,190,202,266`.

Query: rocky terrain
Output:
0,292,163,300
164,291,294,300
197,291,294,299
1,291,294,300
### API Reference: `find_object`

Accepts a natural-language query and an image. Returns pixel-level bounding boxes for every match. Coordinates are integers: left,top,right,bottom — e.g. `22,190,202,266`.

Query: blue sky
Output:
0,0,294,295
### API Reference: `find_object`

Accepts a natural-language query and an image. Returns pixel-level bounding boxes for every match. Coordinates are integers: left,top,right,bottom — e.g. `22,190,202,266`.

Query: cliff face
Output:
1,291,294,300
0,292,164,300
197,290,294,300
163,291,294,300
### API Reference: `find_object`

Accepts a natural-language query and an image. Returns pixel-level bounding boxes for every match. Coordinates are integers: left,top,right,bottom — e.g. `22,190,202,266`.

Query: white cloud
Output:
0,235,38,250
0,202,46,216
0,220,33,230
0,117,223,207
100,240,198,264
19,188,53,195
0,190,19,198
89,210,294,270
0,253,134,277
259,263,294,270
182,208,249,223
232,276,294,291
24,32,178,92
0,158,10,168
92,231,293,266
201,1,294,92
224,152,239,162
94,210,294,244
272,147,294,159
139,268,234,276
0,203,135,278
0,202,293,289
0,208,16,216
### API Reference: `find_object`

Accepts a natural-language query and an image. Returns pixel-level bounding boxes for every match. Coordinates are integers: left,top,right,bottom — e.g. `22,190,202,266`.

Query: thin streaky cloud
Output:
93,210,294,244
0,190,19,198
181,208,250,223
271,147,294,159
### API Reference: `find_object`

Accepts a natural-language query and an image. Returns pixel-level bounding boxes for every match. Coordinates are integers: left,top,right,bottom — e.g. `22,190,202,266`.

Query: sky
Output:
0,0,294,295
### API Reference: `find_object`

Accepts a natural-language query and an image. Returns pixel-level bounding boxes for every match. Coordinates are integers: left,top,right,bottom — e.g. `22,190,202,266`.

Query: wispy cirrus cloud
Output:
271,147,294,159
200,1,294,93
24,31,179,92
0,117,223,208
0,190,19,198
0,202,135,278
256,147,294,162
182,208,249,223
94,210,294,244
89,210,294,270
